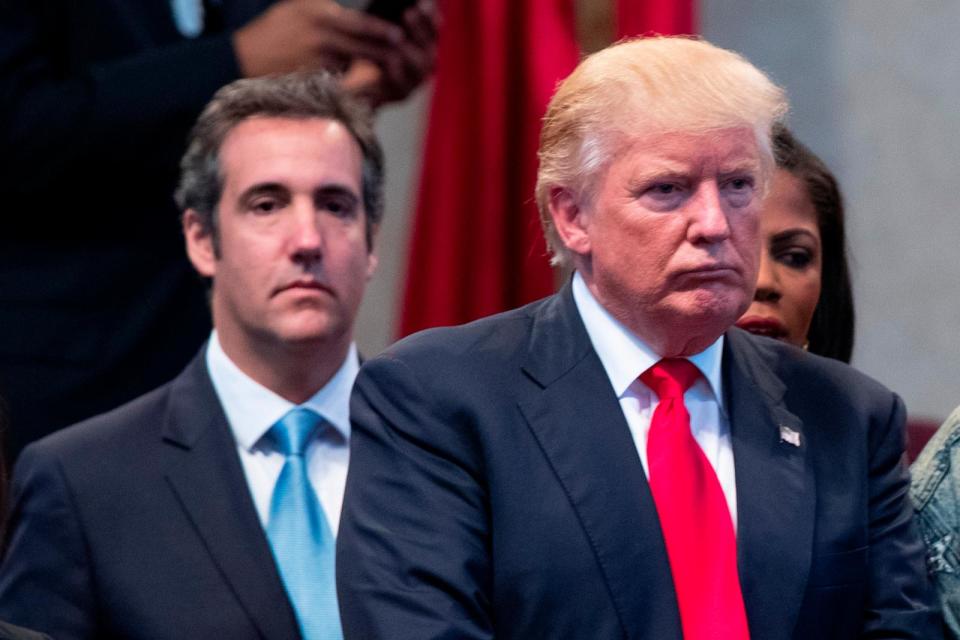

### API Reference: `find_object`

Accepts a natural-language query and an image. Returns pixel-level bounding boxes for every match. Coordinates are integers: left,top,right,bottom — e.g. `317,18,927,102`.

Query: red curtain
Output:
399,0,697,337
398,0,579,337
615,0,696,39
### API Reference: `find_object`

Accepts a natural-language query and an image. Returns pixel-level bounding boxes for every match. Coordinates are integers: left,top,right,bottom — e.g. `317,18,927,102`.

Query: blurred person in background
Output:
736,124,855,363
0,0,437,460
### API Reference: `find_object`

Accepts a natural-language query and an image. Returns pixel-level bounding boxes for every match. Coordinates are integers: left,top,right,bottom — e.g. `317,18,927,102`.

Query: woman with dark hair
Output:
736,124,855,362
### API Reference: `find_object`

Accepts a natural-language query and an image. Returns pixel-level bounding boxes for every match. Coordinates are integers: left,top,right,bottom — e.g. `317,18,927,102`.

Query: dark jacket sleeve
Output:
0,0,242,192
864,393,944,637
337,354,495,640
0,443,99,640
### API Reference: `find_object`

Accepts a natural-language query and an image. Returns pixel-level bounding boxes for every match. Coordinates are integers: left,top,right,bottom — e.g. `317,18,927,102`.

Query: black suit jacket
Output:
0,351,302,640
0,0,270,457
0,622,49,640
337,283,941,639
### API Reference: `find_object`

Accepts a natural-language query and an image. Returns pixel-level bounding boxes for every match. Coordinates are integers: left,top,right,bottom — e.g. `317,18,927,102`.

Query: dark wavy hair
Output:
772,125,855,363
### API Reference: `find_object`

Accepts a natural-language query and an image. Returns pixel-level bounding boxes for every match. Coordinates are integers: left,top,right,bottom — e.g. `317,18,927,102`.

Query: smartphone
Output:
365,0,418,24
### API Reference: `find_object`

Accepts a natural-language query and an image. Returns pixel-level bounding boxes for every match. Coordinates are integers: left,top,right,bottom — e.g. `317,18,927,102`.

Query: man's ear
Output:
182,209,217,278
365,222,379,281
548,186,592,256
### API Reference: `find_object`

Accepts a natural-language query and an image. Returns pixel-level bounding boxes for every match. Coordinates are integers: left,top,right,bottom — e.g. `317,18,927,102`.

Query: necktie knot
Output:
640,358,701,401
270,407,323,457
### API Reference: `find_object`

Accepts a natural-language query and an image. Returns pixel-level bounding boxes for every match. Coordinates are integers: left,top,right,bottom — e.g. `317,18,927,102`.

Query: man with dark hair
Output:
0,0,436,459
337,36,940,639
0,72,381,640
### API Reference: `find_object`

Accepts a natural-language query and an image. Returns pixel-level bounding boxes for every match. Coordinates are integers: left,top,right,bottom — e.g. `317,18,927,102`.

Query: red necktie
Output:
641,359,750,640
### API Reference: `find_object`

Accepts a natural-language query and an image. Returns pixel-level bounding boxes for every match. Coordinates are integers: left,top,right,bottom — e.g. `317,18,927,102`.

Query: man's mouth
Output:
273,280,334,296
676,264,741,282
686,259,739,271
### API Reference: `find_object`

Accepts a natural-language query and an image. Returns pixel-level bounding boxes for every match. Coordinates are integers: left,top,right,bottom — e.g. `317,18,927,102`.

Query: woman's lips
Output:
735,315,789,340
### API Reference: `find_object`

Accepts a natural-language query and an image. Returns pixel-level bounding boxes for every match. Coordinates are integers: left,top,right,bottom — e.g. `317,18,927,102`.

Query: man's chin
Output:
667,292,747,333
280,327,340,348
269,315,347,349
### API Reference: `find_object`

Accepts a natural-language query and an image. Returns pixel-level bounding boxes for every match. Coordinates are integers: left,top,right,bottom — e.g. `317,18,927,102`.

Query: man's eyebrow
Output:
237,182,288,202
314,184,360,200
626,163,693,188
719,159,762,176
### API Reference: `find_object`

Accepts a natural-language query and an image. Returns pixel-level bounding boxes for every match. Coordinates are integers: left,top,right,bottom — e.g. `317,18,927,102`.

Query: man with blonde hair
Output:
337,37,940,639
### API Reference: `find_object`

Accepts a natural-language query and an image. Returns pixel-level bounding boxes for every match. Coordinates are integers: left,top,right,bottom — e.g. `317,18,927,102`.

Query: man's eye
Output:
638,182,685,211
722,176,755,207
320,197,356,217
251,198,280,214
643,183,683,199
723,176,756,194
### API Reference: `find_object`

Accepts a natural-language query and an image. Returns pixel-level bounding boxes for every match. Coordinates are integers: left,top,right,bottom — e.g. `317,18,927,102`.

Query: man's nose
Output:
687,183,731,244
289,205,323,265
753,250,781,303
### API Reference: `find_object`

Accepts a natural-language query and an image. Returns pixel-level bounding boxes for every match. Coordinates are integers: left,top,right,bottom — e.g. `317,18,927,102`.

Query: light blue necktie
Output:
266,408,343,640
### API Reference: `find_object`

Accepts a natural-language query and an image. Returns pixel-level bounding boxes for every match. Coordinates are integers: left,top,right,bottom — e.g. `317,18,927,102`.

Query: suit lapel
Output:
724,330,815,640
160,352,301,640
518,286,683,640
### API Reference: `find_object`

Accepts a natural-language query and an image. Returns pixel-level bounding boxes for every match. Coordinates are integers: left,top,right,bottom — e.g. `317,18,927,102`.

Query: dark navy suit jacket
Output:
0,621,49,640
337,283,941,639
0,350,302,640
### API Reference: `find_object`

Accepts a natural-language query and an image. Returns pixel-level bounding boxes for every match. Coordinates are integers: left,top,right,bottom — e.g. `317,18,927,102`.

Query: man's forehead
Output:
611,127,764,178
221,115,354,153
218,116,363,190
628,127,760,160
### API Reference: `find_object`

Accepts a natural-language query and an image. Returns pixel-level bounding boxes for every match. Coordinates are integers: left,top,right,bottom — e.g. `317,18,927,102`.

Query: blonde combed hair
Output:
536,36,788,266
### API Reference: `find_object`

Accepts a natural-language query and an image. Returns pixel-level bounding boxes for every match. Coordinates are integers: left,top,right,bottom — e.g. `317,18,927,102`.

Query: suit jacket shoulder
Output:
0,350,301,640
726,327,895,408
383,294,544,369
723,327,941,638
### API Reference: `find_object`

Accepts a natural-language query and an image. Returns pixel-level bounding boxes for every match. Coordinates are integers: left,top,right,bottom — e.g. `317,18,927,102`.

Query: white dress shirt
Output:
572,272,738,527
205,331,356,536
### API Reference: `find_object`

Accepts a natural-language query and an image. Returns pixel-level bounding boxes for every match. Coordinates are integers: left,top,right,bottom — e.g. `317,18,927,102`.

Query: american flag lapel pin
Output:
779,425,801,447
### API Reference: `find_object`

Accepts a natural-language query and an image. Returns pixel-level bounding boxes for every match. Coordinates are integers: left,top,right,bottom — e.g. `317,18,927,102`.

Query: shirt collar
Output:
205,331,359,451
571,271,725,410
